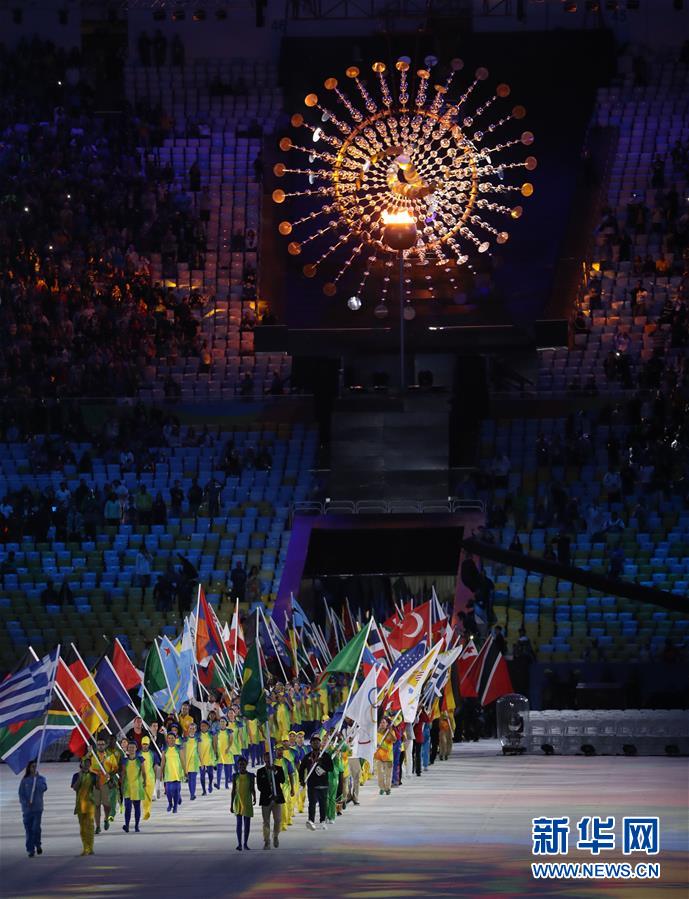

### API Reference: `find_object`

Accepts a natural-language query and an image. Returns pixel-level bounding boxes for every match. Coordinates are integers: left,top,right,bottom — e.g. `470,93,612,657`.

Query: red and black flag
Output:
462,634,513,707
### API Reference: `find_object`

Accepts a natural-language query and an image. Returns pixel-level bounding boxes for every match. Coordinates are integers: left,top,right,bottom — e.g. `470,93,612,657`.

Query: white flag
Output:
346,664,380,769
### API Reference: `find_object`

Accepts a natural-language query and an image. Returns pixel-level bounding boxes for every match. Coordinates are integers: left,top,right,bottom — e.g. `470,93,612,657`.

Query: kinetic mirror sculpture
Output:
273,54,536,387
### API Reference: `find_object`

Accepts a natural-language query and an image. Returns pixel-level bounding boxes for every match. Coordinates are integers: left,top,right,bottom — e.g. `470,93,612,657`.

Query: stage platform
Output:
1,742,687,898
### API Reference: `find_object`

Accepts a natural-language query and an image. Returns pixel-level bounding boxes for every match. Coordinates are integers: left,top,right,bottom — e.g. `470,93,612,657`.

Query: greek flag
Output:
0,649,59,728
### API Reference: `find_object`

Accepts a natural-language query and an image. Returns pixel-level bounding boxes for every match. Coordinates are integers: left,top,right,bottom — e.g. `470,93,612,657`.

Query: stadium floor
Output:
1,742,687,898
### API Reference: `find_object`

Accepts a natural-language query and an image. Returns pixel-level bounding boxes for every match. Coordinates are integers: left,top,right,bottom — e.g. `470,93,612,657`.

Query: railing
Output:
291,498,485,518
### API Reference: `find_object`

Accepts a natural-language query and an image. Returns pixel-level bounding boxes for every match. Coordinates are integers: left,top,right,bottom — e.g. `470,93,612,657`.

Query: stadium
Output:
0,1,688,897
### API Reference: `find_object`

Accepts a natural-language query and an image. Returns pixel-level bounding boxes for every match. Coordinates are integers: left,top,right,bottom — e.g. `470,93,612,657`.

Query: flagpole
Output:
28,646,60,802
289,626,300,680
193,583,204,703
427,593,432,651
312,623,331,664
323,598,341,652
233,596,240,681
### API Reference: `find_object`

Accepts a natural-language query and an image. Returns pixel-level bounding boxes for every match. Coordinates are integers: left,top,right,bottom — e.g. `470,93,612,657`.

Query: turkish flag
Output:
387,601,432,653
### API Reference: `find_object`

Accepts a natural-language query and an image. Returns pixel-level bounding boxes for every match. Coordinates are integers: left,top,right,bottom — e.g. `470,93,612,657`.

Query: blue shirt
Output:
18,775,47,813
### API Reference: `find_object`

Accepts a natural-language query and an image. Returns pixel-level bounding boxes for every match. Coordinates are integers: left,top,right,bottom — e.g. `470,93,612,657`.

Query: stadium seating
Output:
480,415,689,663
537,54,689,393
125,60,291,400
0,421,317,668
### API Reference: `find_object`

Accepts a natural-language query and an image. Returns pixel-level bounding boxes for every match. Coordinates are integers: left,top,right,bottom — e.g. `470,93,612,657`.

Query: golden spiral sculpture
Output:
273,55,536,309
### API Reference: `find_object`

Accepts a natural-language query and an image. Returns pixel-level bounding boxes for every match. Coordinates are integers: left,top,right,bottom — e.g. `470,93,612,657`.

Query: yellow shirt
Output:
198,731,216,766
163,746,184,782
216,729,233,764
122,758,145,801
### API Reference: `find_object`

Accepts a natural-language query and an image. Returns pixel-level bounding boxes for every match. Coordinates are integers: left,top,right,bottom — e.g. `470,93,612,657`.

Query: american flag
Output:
389,639,427,684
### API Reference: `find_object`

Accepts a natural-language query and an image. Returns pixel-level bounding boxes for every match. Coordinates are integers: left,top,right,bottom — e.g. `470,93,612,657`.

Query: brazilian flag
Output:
239,642,267,722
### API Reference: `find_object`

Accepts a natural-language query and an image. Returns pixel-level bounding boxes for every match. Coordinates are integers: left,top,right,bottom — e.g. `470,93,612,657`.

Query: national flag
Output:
159,637,185,712
421,645,463,708
271,590,293,634
227,606,247,665
465,634,514,707
319,622,370,683
66,658,108,756
178,618,194,703
140,643,169,722
56,659,90,714
442,660,460,714
458,638,479,697
0,706,73,775
263,615,291,669
442,620,455,650
302,628,324,669
389,639,427,684
430,588,449,645
383,639,428,712
239,642,267,722
291,595,312,630
361,647,389,689
198,657,225,690
368,618,389,663
386,600,432,654
195,587,223,663
112,639,141,690
342,599,356,640
0,650,59,729
398,644,441,723
326,606,345,655
345,663,379,768
94,657,132,715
